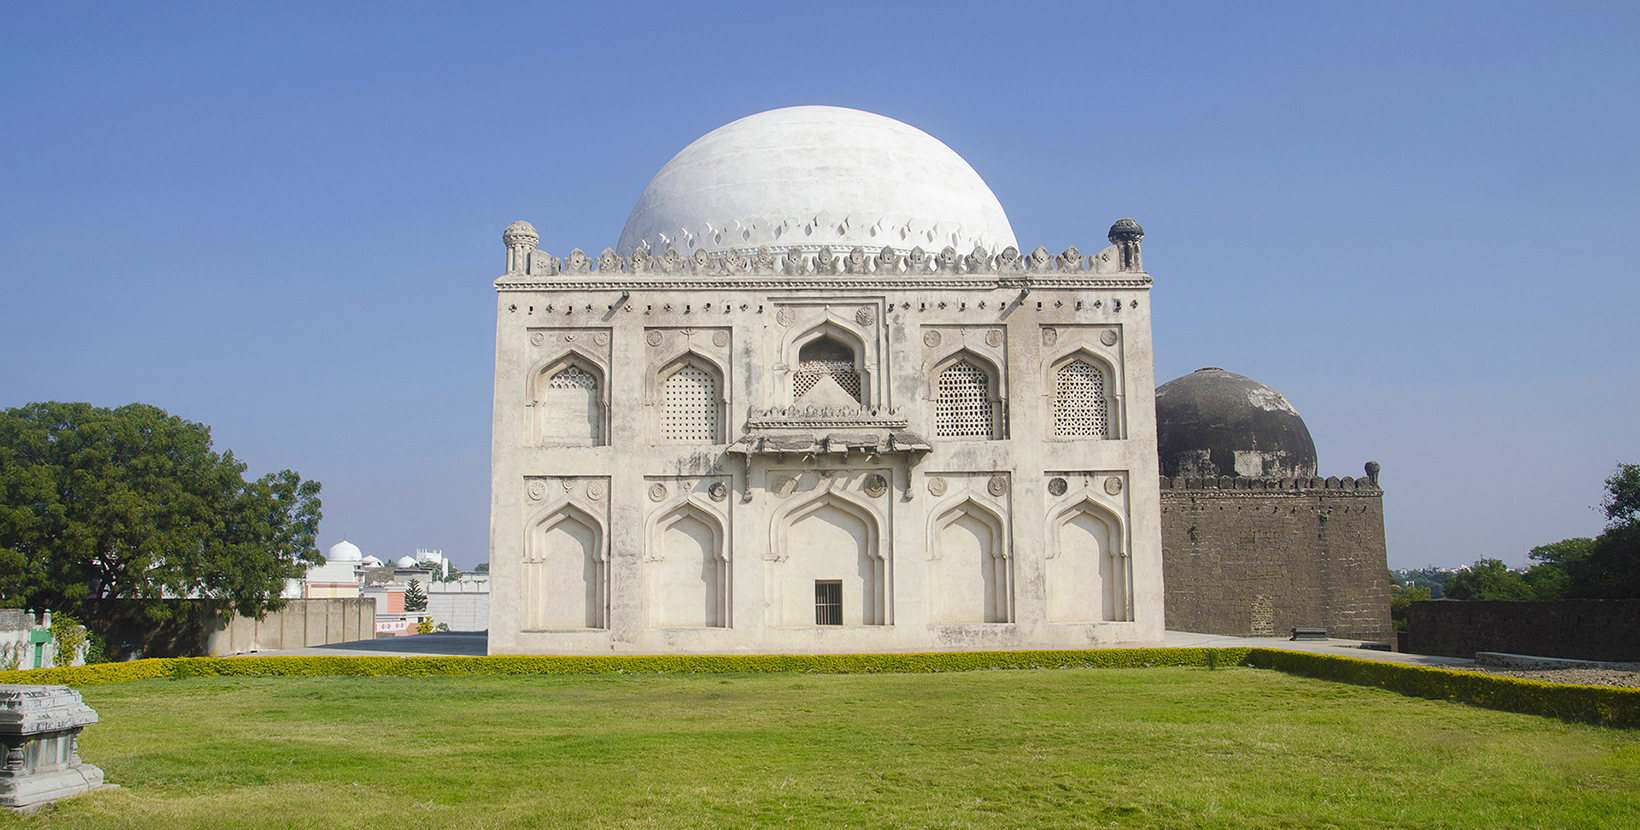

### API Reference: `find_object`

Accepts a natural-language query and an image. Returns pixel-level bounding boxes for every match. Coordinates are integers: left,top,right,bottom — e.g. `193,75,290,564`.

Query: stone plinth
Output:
0,685,106,810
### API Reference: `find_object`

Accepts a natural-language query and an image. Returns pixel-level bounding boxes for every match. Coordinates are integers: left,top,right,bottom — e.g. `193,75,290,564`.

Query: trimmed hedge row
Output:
3,647,1635,728
0,647,1237,686
1242,648,1640,728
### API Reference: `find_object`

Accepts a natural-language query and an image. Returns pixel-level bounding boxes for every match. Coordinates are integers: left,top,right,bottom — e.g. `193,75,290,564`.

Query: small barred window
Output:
662,364,720,442
935,361,994,438
1054,361,1109,438
547,366,597,390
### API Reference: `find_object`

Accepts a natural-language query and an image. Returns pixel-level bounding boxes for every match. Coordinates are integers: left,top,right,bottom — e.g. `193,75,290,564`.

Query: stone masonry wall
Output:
1405,599,1640,662
1160,475,1391,641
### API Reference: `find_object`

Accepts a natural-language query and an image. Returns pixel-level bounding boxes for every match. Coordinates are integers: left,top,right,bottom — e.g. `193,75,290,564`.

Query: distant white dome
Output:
617,106,1017,258
326,541,363,563
361,555,384,567
394,556,418,568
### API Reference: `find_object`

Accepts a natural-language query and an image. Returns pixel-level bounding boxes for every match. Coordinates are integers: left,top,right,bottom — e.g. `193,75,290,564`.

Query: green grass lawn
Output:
10,666,1637,829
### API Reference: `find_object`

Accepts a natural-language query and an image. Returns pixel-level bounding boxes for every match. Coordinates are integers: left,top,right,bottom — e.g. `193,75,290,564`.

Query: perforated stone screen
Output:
793,360,861,402
936,361,993,438
547,366,597,390
1054,361,1109,438
662,364,720,442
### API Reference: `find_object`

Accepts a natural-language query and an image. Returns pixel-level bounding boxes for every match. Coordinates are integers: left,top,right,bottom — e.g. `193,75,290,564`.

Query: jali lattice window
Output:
793,337,861,403
1054,360,1109,438
662,364,721,442
547,366,597,391
935,360,994,438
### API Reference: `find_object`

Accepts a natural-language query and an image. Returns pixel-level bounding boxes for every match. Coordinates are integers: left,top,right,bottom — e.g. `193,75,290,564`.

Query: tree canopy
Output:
0,402,321,632
1442,463,1640,601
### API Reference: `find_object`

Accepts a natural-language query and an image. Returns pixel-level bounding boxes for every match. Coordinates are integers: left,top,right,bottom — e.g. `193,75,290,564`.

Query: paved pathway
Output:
256,630,1473,668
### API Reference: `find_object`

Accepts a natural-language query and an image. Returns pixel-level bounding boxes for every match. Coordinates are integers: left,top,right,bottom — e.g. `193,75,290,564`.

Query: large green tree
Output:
1562,463,1640,598
0,402,321,631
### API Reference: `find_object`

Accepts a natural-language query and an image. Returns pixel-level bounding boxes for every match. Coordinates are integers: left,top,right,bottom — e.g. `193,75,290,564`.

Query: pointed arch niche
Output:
645,500,729,628
768,492,888,627
654,352,727,444
929,351,1006,440
524,504,607,629
779,315,876,408
1047,349,1122,440
928,499,1012,623
529,351,608,446
1047,500,1131,623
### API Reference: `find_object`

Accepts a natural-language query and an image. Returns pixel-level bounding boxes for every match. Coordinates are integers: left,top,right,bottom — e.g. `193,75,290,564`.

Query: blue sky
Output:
4,2,1636,570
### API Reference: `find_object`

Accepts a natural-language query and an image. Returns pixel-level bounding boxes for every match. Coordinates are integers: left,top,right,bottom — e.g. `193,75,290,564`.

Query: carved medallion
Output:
926,477,948,497
776,307,797,327
1048,477,1068,497
712,330,730,348
708,481,728,502
526,480,547,501
922,330,942,348
984,329,1004,348
1042,328,1058,347
528,332,545,346
1101,329,1119,347
645,330,663,347
648,483,668,502
586,481,606,501
594,332,609,346
564,333,576,342
987,475,1009,496
855,306,876,327
864,474,889,499
1104,476,1124,496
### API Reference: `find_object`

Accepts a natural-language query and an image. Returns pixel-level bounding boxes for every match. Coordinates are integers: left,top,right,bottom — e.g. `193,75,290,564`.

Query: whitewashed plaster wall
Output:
488,237,1163,655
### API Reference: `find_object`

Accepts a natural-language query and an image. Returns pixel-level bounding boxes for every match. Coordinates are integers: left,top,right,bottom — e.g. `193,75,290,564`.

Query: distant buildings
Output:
288,541,489,635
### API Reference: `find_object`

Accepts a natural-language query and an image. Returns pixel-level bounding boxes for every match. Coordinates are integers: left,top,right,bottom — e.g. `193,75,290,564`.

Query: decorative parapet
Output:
498,220,1150,289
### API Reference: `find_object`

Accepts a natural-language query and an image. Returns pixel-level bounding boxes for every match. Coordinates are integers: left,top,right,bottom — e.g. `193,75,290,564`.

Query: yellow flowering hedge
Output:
0,647,1235,686
2,646,1634,728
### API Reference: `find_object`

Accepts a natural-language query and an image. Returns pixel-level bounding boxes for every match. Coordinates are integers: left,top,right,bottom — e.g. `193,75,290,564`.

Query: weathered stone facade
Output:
1159,473,1392,641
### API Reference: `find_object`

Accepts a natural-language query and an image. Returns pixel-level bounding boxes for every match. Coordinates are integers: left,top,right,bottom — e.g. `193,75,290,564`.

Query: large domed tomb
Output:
489,106,1164,656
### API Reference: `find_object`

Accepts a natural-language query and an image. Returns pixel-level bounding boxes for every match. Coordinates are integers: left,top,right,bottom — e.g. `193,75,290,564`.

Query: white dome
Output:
617,106,1017,258
326,541,363,562
361,555,384,567
395,556,418,568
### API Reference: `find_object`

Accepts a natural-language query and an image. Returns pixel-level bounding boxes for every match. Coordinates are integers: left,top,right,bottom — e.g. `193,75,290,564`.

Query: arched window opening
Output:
935,360,994,438
794,336,861,403
661,363,721,443
537,362,603,445
1054,360,1109,438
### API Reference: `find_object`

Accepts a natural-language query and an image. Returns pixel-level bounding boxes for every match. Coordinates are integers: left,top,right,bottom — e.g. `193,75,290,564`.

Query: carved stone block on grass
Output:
0,685,109,811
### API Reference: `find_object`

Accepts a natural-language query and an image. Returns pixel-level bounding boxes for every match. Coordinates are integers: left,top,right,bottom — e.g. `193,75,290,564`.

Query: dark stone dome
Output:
1155,368,1317,479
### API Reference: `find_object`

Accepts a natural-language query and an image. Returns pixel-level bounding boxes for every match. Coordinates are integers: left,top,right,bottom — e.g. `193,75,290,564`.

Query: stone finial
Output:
503,221,538,274
874,246,900,274
1056,246,1084,272
843,247,869,274
597,248,623,273
1365,460,1381,487
1025,246,1053,274
1108,217,1144,273
964,245,992,274
934,246,960,274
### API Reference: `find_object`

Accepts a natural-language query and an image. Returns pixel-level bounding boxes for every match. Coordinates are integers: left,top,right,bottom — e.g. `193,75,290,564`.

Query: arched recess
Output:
928,498,1012,624
644,500,729,628
1046,499,1130,623
779,317,874,407
653,352,727,444
524,503,607,629
927,350,1006,440
1045,349,1122,440
768,491,888,626
528,350,609,446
